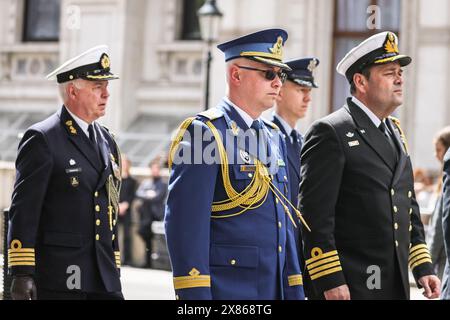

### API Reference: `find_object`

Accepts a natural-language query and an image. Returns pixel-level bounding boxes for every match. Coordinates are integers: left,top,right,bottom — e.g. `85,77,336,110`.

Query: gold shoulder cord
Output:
389,116,409,155
168,118,310,231
106,131,122,232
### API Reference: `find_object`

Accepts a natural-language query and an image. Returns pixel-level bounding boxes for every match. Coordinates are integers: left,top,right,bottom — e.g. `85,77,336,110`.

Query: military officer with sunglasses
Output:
165,29,307,300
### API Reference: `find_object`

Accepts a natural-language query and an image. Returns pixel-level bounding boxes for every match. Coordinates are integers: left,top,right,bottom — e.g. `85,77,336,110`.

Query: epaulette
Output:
197,108,224,121
389,116,400,127
261,118,280,131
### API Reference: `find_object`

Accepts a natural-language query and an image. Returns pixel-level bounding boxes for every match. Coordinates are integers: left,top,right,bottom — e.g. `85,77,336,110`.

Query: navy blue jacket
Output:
8,106,122,293
165,99,304,300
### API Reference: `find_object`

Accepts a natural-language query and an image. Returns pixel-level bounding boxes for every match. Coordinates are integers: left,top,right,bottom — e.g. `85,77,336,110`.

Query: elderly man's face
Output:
71,80,110,122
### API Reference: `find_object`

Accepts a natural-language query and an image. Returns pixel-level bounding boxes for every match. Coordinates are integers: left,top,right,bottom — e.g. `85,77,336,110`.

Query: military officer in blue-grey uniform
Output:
165,29,307,300
441,148,450,299
269,58,319,275
8,45,123,300
299,31,440,299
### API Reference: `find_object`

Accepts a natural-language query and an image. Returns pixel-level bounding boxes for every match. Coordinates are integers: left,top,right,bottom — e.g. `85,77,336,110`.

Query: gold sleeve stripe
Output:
309,261,342,275
306,255,340,270
305,248,339,265
8,262,36,267
409,253,432,267
410,258,432,270
173,275,211,290
409,244,428,253
409,249,431,262
8,249,35,253
8,258,35,262
288,275,303,286
8,253,35,258
310,266,343,280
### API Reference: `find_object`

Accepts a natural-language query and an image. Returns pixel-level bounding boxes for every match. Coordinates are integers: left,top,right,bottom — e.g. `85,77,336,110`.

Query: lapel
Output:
95,123,113,189
59,106,103,173
219,100,278,172
272,116,300,180
386,117,407,185
346,99,397,172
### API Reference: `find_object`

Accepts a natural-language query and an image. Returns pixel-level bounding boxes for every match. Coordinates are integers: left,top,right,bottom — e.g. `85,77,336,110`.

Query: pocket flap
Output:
210,245,259,268
43,232,84,248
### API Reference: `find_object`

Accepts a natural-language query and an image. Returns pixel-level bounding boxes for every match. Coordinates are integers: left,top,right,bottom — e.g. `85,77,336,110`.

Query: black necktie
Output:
88,124,96,144
88,124,101,162
251,120,262,141
290,129,301,158
379,122,399,160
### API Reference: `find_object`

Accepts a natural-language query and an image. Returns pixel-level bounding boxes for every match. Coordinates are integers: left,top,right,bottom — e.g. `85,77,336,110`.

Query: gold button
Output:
112,234,115,241
248,173,253,178
278,245,282,253
230,259,236,265
409,208,413,215
69,75,74,80
275,198,279,204
394,223,398,230
393,206,398,213
408,191,412,198
395,240,399,247
95,234,100,241
96,219,101,226
391,189,395,196
113,219,117,226
278,221,282,229
409,225,412,232
284,176,288,181
94,191,99,197
95,205,100,212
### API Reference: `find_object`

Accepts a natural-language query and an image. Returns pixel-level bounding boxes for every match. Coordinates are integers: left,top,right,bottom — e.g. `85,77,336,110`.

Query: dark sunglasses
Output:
236,65,287,83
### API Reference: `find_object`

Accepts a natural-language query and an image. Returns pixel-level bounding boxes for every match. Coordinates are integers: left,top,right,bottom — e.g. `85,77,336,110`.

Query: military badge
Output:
348,140,360,147
346,132,355,138
69,159,76,166
360,129,366,134
230,121,240,136
100,53,111,69
70,176,79,187
277,159,286,167
239,150,251,164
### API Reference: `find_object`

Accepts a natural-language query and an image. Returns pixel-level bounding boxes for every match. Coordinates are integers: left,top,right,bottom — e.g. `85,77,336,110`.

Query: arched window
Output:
180,0,204,40
331,0,401,111
23,0,61,42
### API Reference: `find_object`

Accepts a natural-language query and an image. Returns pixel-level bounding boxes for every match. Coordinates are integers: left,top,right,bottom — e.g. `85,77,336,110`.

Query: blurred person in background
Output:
118,155,137,266
136,159,167,268
427,127,450,280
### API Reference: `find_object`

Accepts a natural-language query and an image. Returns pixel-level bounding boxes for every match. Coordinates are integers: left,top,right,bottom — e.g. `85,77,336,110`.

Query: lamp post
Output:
198,0,223,111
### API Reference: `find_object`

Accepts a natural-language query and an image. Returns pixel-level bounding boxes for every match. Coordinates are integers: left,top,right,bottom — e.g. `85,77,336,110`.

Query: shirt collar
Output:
351,96,383,128
273,112,294,137
224,96,260,129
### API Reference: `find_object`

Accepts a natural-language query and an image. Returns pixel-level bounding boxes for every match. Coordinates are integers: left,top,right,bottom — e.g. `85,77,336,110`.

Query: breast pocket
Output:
210,244,259,299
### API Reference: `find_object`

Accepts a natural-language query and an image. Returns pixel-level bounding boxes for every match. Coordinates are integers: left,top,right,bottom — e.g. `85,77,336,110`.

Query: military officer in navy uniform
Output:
299,31,440,300
165,29,307,300
441,148,450,299
269,58,319,276
8,45,123,300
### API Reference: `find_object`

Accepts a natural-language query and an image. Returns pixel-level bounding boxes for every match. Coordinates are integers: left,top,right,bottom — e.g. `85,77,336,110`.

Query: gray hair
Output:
58,79,85,103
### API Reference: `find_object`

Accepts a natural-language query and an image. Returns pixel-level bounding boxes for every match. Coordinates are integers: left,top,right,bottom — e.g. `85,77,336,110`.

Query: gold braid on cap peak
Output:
168,118,311,231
